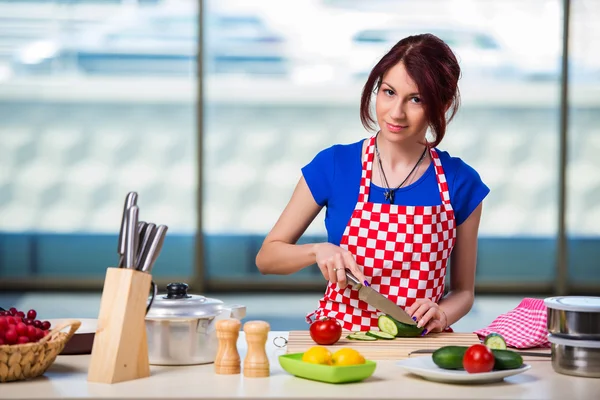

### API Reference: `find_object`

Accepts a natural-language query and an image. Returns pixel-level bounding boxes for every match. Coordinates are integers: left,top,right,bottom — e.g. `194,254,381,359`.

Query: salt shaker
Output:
215,318,242,374
243,320,270,378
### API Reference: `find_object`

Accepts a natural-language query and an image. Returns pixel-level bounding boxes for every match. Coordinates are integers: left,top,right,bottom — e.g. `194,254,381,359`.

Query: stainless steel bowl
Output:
549,334,600,378
545,296,600,340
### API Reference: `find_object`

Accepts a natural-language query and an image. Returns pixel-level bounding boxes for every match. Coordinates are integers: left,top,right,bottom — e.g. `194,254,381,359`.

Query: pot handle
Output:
145,281,158,315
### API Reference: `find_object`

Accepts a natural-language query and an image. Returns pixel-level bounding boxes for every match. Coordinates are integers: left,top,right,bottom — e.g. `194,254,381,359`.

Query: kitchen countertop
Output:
1,331,599,400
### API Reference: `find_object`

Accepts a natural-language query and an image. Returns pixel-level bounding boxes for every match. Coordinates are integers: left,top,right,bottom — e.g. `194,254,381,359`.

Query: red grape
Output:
5,329,17,344
9,307,18,316
0,316,7,331
26,325,37,340
0,337,4,345
6,316,16,325
16,322,27,336
0,311,6,316
41,321,51,331
27,309,37,320
36,328,44,340
33,320,42,329
15,311,25,319
17,336,29,344
23,318,33,326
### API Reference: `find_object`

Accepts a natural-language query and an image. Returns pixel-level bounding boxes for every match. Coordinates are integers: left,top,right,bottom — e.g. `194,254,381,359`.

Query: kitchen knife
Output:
139,224,168,274
346,270,417,326
136,223,156,269
118,192,138,267
124,205,140,269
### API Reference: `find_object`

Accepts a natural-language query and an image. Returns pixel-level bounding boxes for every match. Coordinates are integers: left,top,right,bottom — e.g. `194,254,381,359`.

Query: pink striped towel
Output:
474,298,550,349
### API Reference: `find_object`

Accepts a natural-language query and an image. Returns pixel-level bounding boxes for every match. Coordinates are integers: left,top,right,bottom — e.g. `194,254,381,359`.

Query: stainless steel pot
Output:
548,334,600,378
145,282,246,366
545,296,600,340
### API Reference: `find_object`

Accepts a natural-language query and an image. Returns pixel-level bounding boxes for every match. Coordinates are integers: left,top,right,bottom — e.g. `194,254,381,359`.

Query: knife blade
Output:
139,224,168,274
346,270,417,326
118,192,138,267
124,205,140,269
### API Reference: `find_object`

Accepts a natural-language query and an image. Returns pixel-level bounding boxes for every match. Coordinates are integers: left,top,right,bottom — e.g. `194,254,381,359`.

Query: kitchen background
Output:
0,0,598,331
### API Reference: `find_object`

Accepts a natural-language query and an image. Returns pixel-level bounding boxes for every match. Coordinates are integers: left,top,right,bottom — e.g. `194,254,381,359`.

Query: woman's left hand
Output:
406,299,448,335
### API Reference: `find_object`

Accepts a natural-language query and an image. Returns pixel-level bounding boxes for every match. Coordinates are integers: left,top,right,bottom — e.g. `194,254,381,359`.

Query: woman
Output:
256,34,489,335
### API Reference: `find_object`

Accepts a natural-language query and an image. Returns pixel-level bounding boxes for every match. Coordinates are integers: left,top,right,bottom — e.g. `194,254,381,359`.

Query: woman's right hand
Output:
313,243,369,289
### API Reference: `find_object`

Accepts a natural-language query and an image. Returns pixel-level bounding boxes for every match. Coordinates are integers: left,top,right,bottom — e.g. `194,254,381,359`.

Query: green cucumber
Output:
346,333,378,341
366,330,395,340
378,314,424,337
432,346,468,370
432,346,524,371
484,333,507,350
491,349,523,370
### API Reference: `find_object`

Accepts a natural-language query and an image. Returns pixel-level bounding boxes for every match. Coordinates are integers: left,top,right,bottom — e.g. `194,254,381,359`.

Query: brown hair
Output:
359,33,461,148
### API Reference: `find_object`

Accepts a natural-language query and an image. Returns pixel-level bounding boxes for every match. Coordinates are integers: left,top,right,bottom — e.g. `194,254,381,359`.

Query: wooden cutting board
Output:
286,331,479,360
286,331,552,362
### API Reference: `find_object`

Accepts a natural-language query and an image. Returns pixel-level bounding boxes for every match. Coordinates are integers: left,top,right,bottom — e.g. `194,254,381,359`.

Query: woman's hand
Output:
406,298,448,335
313,243,368,289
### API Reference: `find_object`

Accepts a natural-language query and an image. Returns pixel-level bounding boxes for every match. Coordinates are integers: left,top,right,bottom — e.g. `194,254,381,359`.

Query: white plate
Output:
47,318,97,334
396,357,531,384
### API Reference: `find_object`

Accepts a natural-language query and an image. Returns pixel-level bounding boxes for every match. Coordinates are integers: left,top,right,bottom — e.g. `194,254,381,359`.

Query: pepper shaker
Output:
243,320,270,378
215,319,242,374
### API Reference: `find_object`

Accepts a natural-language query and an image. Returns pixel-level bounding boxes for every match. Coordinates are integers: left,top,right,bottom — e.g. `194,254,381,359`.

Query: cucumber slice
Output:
347,333,378,341
377,315,399,337
366,330,395,340
484,333,507,350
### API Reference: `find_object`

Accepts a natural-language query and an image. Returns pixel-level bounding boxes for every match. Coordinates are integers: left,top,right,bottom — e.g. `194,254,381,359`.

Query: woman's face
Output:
375,62,429,144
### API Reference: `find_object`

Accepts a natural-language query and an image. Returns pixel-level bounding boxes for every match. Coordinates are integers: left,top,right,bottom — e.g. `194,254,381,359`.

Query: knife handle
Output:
124,205,139,269
345,270,361,287
118,191,138,267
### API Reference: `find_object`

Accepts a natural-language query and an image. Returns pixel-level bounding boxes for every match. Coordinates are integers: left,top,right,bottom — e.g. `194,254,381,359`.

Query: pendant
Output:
384,190,394,203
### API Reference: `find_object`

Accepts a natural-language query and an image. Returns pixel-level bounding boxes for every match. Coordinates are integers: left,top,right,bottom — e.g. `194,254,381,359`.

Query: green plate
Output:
278,353,377,384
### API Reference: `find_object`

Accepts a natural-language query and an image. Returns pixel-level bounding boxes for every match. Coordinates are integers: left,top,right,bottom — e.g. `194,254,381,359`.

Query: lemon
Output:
302,346,333,365
332,348,366,366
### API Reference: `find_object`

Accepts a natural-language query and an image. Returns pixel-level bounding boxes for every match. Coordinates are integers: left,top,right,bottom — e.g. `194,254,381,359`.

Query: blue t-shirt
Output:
302,139,490,246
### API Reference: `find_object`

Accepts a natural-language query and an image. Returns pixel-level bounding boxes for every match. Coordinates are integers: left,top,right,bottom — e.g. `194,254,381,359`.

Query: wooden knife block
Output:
88,267,152,384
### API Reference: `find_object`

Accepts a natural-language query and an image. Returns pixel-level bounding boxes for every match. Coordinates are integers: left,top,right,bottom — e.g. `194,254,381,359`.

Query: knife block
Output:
88,267,152,384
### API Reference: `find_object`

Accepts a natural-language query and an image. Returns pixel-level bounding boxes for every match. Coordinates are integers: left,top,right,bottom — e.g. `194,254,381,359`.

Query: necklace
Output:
375,137,428,204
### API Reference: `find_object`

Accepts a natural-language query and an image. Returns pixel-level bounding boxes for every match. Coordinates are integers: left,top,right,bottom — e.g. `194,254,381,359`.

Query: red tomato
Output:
309,317,342,345
463,344,495,373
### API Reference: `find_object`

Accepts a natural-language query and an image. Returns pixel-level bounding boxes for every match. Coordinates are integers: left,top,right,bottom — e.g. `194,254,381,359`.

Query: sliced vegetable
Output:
432,346,468,370
484,333,507,350
366,330,395,340
491,349,524,370
378,315,398,336
378,314,424,337
346,333,378,341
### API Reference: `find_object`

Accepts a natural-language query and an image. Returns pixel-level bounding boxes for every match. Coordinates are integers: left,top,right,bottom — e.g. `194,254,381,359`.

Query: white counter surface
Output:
1,331,599,400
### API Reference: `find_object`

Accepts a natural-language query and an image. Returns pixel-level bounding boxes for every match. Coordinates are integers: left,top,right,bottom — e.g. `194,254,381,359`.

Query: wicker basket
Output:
0,320,81,383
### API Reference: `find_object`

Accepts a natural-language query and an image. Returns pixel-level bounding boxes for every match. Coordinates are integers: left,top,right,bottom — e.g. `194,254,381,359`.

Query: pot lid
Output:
544,296,600,312
146,282,226,319
548,334,600,348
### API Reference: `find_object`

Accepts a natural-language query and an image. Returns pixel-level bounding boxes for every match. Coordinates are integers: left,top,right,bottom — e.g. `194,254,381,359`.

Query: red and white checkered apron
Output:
306,135,457,331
